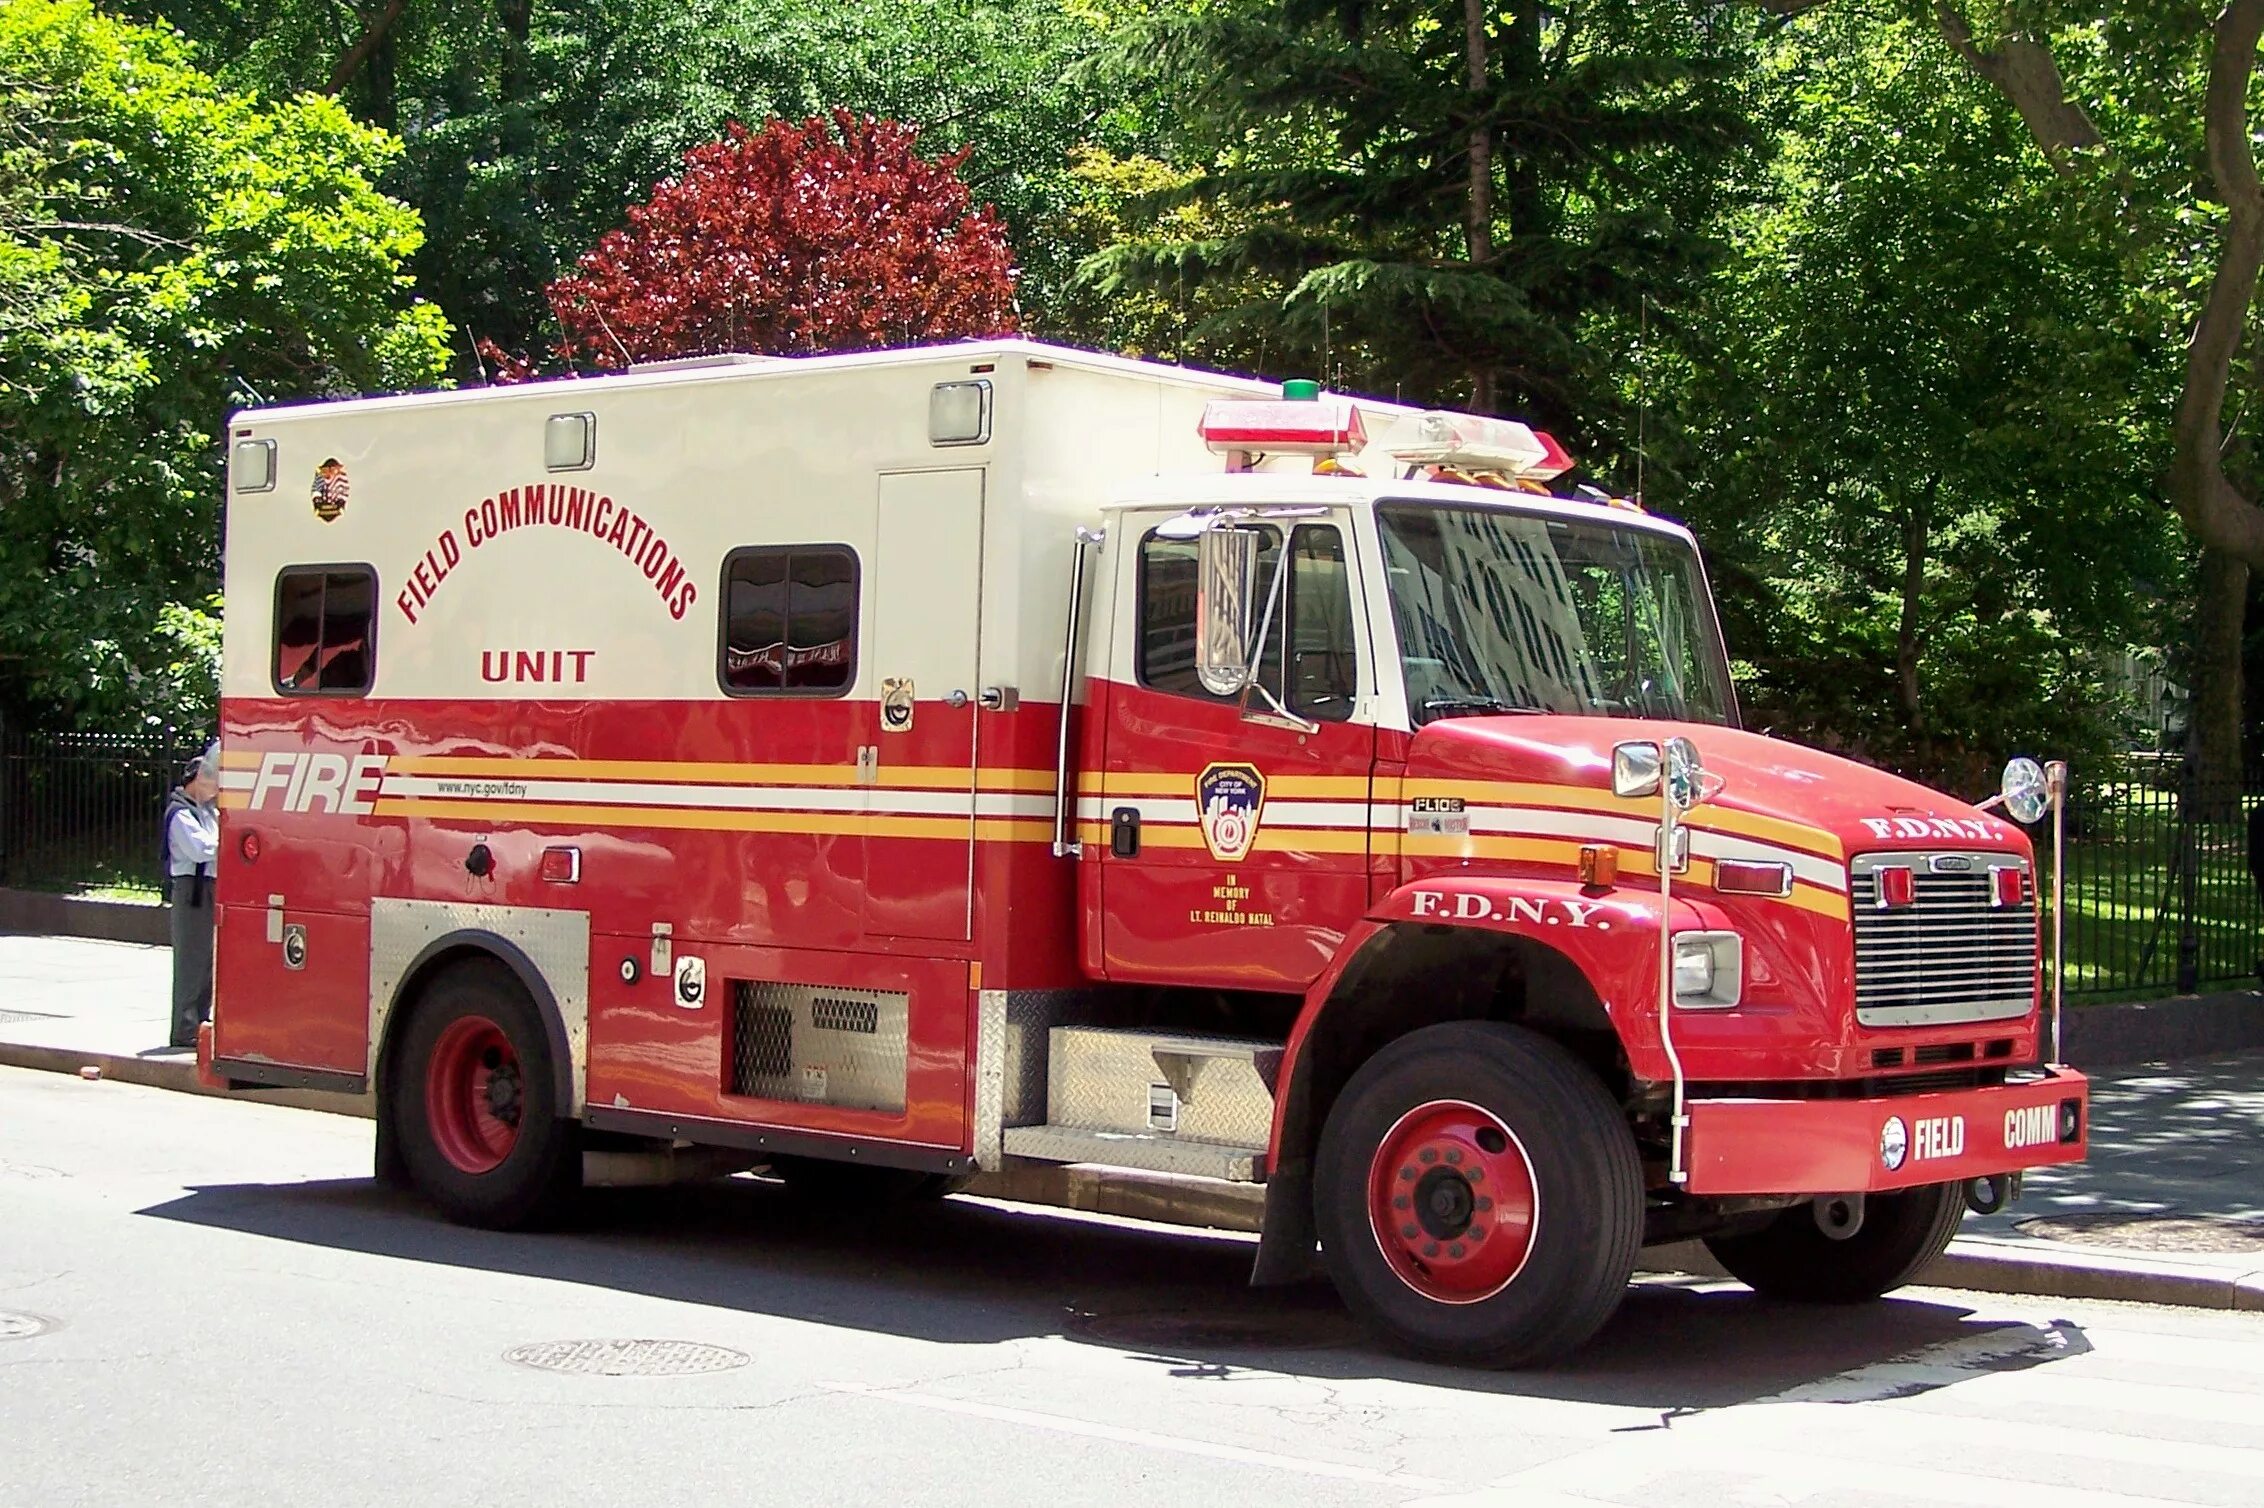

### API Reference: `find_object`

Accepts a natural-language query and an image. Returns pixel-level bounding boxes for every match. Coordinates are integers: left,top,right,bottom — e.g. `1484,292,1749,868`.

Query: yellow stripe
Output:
1401,833,1850,920
386,755,1056,792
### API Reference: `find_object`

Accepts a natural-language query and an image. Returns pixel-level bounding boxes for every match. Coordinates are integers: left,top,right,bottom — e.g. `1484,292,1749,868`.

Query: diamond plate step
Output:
1000,1125,1263,1183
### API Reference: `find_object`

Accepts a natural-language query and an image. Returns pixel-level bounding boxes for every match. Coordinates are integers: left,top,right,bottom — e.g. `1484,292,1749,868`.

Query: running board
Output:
1000,1125,1264,1183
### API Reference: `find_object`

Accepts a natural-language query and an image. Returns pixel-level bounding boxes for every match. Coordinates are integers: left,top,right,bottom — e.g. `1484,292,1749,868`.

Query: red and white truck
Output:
203,340,2089,1365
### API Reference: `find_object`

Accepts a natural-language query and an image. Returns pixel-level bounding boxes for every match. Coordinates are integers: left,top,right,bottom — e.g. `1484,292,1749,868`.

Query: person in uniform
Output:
166,746,221,1050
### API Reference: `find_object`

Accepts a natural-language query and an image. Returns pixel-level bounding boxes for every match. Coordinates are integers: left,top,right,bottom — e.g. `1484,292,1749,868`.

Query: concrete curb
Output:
0,889,168,946
7,1038,2258,1311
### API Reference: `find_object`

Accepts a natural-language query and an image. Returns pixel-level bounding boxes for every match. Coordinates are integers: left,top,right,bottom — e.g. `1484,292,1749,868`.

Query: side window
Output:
719,545,859,695
1137,524,1356,720
273,567,376,694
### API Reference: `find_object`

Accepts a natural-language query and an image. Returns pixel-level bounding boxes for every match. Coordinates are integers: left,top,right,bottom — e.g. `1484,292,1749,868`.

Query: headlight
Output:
1880,1116,1908,1171
1671,931,1742,1009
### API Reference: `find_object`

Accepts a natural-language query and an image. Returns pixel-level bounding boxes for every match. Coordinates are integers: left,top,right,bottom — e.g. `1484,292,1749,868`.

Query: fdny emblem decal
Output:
1196,762,1266,863
311,458,351,522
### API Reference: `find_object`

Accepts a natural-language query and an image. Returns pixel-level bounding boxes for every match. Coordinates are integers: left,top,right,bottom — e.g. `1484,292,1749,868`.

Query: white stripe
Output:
1460,805,1846,892
819,1383,1448,1490
218,770,256,791
377,775,1051,819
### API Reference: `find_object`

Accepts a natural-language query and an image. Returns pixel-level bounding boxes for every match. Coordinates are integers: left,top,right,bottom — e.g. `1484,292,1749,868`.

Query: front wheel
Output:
1314,1022,1642,1368
1703,1182,1962,1302
388,960,581,1230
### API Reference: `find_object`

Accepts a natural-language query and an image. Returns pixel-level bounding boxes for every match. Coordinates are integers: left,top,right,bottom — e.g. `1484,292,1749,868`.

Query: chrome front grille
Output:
1849,851,2036,1027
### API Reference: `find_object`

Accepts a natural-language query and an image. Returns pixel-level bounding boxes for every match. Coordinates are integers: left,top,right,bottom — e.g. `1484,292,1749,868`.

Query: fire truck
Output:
203,340,2089,1366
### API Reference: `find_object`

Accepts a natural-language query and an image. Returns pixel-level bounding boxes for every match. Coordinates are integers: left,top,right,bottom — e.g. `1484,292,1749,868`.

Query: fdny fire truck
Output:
204,340,2089,1366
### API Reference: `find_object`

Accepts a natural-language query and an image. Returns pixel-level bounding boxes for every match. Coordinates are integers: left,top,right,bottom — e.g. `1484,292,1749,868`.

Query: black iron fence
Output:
2047,758,2264,999
0,728,203,898
0,728,2258,995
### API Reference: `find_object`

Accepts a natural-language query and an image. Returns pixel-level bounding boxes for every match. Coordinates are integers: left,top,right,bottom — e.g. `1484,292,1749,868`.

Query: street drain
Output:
0,1312,56,1341
1069,1309,1357,1353
2015,1213,2264,1254
503,1339,749,1376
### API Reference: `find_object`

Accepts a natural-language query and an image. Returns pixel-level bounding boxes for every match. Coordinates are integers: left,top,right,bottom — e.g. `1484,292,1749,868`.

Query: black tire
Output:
387,959,581,1230
1313,1021,1642,1368
766,1156,973,1206
1703,1182,1963,1302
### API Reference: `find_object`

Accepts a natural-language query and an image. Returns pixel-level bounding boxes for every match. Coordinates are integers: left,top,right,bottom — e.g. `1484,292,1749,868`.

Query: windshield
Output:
1377,502,1736,726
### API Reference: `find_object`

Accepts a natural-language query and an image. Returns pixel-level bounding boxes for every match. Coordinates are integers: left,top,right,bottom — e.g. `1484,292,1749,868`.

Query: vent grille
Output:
810,996,879,1034
1851,852,2036,1028
730,983,793,1089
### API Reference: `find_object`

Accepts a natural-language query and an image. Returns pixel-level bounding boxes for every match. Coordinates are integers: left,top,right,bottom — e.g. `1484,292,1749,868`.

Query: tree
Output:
0,0,449,734
137,0,1162,362
1667,9,2180,786
545,112,1017,364
1084,0,1758,438
1744,2,2264,790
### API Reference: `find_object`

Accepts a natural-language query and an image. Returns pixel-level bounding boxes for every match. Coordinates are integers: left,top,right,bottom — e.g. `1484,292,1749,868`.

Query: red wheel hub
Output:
1366,1099,1538,1303
424,1015,523,1175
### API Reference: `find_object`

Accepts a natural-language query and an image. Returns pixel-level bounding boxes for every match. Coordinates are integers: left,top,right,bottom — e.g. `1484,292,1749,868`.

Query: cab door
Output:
1094,514,1376,988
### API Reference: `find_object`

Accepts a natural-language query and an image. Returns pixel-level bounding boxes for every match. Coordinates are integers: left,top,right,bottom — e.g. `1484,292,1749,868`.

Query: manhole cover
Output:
503,1339,749,1376
0,1312,56,1341
1069,1309,1356,1353
2015,1213,2264,1254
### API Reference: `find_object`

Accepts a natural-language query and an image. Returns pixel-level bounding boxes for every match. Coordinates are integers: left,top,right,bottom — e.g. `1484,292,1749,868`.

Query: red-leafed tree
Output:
547,111,1018,364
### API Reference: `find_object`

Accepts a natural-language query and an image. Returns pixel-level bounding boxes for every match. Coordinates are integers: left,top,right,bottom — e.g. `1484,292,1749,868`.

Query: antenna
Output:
583,297,633,369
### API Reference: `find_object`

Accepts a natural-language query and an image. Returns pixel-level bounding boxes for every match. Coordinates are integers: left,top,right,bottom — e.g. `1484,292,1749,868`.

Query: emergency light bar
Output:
1198,397,1367,457
1380,411,1574,481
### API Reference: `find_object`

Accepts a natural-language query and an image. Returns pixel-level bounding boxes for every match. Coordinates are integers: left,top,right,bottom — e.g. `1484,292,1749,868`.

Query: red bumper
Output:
1683,1068,2089,1196
194,1021,226,1093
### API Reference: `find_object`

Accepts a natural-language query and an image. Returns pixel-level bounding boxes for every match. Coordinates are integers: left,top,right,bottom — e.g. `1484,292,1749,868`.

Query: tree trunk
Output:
1463,0,1495,413
325,0,408,100
1895,487,1932,736
2192,545,2248,820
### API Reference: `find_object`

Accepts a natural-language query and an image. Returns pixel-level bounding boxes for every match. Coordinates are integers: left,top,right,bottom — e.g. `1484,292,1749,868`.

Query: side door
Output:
1095,514,1375,988
865,468,985,941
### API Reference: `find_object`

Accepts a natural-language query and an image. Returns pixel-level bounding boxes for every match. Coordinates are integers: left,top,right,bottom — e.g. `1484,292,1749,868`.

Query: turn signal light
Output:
1578,844,1619,886
1990,865,2026,908
238,830,262,863
1875,865,1916,909
1714,859,1791,897
539,846,581,883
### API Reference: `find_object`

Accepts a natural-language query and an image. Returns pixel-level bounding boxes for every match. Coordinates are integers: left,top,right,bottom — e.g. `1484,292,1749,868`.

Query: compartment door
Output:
867,469,985,941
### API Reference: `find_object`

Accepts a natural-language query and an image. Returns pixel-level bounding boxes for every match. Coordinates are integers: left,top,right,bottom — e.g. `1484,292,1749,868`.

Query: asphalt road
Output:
5,1065,2262,1508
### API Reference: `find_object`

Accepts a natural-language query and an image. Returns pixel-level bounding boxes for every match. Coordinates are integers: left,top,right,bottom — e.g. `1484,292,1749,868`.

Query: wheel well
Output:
374,938,573,1112
1255,922,1623,1284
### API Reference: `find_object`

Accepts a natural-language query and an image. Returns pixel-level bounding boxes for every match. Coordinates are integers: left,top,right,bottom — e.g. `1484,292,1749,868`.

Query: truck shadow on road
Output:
143,1172,2081,1409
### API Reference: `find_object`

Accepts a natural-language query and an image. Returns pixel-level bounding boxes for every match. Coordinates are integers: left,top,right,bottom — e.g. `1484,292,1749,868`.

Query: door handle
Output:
947,689,969,709
1111,807,1141,858
979,685,1017,711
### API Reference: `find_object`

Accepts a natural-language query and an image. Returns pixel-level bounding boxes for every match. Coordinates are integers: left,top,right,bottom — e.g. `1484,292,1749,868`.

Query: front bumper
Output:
1682,1067,2089,1196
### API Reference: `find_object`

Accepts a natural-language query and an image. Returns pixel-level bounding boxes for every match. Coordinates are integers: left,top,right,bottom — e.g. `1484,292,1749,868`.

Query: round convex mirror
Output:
1664,736,1706,811
2000,757,2049,824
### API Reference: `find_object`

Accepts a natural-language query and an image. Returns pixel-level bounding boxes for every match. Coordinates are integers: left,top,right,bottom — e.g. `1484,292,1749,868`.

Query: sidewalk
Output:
4,932,2260,1309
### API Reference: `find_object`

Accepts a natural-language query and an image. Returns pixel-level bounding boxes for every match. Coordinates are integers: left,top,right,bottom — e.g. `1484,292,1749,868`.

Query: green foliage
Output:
1663,6,2182,788
1081,0,1760,437
0,0,447,734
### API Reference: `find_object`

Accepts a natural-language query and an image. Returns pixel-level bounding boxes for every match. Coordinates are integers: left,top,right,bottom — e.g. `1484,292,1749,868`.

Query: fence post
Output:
2175,753,2202,995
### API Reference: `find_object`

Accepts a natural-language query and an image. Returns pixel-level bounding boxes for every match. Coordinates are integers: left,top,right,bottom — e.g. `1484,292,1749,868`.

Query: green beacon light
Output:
1281,378,1322,401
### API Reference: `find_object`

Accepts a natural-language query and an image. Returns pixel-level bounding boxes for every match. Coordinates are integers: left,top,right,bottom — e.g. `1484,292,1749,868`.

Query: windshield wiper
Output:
1419,695,1547,721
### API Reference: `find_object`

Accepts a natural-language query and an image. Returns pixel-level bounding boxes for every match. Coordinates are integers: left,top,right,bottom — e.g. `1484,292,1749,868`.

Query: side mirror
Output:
1612,741,1661,799
2000,757,2049,824
1196,520,1262,695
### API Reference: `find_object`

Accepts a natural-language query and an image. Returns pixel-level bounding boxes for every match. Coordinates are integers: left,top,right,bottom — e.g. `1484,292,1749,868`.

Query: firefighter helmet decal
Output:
311,458,351,522
1196,762,1266,863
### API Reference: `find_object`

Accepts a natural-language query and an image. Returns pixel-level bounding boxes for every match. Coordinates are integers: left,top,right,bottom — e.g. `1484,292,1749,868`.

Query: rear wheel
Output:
1703,1182,1963,1302
388,960,581,1229
1314,1021,1642,1368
